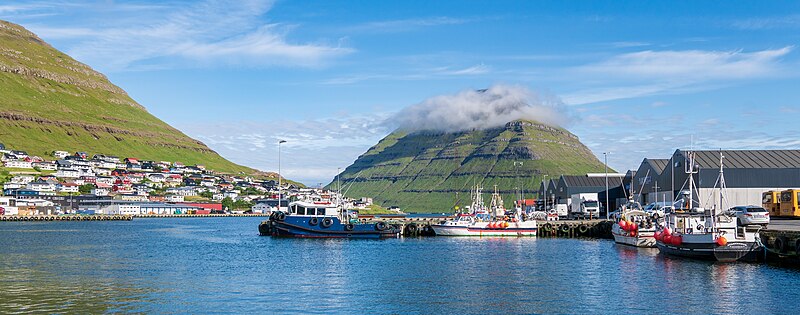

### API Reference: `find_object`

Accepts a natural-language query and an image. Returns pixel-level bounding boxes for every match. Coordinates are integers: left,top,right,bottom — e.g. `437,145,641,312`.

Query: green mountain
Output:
0,20,253,174
333,120,612,213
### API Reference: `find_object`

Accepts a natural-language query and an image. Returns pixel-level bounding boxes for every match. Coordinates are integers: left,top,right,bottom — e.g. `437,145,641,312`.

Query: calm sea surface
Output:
1,217,798,314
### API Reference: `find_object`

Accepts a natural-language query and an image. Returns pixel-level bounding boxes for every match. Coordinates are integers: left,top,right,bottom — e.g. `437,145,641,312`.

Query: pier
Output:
361,217,614,238
759,218,800,261
0,215,133,221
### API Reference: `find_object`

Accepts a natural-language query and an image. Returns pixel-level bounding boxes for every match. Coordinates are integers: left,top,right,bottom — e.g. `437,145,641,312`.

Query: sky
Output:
2,0,800,186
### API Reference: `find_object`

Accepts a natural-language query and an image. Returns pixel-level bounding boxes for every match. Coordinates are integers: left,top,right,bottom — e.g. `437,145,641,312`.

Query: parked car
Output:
728,205,770,226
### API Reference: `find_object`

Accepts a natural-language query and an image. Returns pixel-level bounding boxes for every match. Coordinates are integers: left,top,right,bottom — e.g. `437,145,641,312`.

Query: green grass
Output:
331,120,615,213
0,21,258,176
354,204,395,215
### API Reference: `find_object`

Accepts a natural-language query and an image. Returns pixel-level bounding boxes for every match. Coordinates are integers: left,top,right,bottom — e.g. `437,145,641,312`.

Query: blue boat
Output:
260,201,400,239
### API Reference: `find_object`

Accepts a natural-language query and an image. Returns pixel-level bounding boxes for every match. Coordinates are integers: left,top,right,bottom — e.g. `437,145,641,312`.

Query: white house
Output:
56,183,79,193
33,161,57,171
91,187,110,196
3,182,23,190
166,186,197,197
55,168,80,178
53,151,69,159
147,174,166,183
100,204,142,215
28,181,56,192
11,175,35,184
5,160,33,169
165,195,185,202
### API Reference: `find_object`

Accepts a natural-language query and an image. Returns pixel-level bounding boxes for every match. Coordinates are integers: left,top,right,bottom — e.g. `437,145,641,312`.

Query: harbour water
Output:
1,217,799,314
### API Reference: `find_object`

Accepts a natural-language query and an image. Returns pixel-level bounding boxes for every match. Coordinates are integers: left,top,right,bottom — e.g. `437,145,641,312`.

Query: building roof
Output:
561,175,623,188
646,159,669,174
682,150,800,169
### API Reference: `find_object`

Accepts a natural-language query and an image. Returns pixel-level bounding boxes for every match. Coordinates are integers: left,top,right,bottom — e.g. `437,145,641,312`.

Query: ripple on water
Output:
1,218,799,314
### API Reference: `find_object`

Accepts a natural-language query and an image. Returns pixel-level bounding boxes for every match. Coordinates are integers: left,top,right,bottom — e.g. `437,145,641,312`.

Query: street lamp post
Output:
604,152,609,220
542,174,549,212
278,140,286,211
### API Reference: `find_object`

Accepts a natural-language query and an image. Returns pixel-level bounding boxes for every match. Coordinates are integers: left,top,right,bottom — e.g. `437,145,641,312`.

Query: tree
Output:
199,191,214,199
221,197,234,210
79,184,94,194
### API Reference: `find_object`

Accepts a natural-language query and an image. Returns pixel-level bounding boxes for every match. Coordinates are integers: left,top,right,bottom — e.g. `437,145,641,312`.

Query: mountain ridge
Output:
333,119,613,212
0,20,255,175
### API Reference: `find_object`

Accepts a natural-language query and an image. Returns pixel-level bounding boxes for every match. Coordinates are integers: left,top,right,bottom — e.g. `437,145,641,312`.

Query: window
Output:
763,193,772,203
746,207,767,213
296,206,306,215
781,192,792,202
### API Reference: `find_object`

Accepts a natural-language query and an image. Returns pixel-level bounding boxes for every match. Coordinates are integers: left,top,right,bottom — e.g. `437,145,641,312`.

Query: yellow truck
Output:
779,189,800,217
762,190,781,217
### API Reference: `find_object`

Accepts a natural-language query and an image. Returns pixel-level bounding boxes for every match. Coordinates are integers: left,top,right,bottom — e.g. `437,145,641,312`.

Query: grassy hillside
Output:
0,20,254,174
332,120,613,213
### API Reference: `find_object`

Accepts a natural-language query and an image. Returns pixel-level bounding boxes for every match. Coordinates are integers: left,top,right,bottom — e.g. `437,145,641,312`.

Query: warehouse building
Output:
638,149,800,209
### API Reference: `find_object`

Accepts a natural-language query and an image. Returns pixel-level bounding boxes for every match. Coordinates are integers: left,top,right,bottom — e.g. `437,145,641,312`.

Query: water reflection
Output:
0,219,799,314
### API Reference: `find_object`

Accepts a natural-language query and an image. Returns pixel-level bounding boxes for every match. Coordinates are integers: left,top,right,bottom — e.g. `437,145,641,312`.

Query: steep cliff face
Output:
333,120,610,212
0,20,253,174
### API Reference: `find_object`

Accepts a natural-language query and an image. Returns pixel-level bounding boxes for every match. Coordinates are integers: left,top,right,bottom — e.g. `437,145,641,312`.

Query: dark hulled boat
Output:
259,201,400,239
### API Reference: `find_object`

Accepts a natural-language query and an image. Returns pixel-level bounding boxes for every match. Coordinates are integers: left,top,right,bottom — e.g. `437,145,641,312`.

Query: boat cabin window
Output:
293,206,306,215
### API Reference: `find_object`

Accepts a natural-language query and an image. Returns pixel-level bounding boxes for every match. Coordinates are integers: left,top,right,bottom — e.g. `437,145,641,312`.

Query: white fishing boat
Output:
431,185,537,237
655,151,763,262
611,206,657,247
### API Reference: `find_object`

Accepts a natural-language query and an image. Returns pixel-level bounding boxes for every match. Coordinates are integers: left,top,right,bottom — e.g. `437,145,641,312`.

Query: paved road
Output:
767,217,800,232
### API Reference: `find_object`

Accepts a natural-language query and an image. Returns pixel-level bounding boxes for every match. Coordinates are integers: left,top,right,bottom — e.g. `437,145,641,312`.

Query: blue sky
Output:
2,0,800,185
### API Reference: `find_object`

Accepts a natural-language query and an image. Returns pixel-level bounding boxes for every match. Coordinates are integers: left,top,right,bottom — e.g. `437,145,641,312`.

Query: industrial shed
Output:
645,149,800,209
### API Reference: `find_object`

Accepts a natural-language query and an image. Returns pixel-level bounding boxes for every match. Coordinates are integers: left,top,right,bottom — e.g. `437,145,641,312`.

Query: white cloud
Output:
322,63,490,85
178,113,391,185
23,0,351,71
563,47,794,105
579,47,792,80
733,15,800,30
388,84,569,133
343,16,470,33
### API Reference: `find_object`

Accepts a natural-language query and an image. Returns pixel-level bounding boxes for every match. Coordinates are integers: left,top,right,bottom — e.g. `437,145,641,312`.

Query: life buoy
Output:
345,223,354,231
775,236,788,253
375,222,387,231
309,217,319,226
275,212,286,221
321,217,333,228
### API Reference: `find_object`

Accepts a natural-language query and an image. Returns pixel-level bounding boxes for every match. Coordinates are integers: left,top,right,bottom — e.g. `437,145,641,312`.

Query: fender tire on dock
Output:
375,222,387,231
578,224,589,234
541,223,552,232
774,236,788,253
559,224,570,233
405,223,418,234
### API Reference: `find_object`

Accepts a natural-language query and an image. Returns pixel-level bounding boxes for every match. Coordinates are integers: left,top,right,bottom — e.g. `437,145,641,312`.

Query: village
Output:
0,143,376,216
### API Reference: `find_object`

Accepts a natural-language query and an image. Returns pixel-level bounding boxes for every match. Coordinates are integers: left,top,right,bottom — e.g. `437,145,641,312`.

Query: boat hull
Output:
613,232,656,247
263,217,400,239
656,240,763,262
611,224,656,247
431,221,537,237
